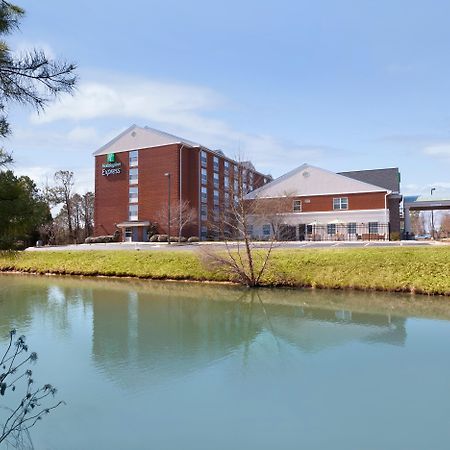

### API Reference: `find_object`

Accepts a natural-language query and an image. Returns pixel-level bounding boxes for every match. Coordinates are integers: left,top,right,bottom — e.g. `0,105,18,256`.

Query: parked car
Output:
415,234,432,240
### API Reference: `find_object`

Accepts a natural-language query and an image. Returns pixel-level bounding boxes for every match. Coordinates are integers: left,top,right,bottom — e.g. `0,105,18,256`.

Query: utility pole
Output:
431,187,436,239
165,172,171,244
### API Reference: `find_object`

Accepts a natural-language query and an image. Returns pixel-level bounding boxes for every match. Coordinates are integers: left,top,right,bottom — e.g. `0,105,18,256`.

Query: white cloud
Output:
67,126,101,143
12,41,56,60
32,79,225,129
402,182,450,196
10,126,106,152
423,143,450,159
14,165,94,194
27,76,340,176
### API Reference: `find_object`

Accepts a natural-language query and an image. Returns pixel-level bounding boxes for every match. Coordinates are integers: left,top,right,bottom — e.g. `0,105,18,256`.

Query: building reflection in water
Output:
90,284,407,388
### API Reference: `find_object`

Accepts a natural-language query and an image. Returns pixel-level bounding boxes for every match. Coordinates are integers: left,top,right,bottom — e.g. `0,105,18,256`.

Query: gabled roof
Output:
93,124,201,156
246,164,389,199
338,167,400,193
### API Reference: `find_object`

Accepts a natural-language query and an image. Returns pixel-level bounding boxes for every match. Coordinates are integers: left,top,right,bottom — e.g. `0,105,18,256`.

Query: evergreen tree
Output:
0,1,77,164
0,170,51,248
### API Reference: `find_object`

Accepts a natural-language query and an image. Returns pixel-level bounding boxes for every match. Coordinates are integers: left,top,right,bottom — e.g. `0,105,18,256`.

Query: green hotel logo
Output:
107,153,116,163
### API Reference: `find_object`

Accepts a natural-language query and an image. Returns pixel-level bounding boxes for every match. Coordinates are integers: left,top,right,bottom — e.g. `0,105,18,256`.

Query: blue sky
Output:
5,0,450,196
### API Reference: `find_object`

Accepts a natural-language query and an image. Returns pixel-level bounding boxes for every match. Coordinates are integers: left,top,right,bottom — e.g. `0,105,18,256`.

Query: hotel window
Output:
201,150,207,167
293,200,302,212
213,189,219,206
129,150,138,167
243,182,247,193
213,156,219,172
201,225,208,239
213,172,219,188
262,224,271,236
201,167,207,185
129,204,138,221
201,204,208,221
327,224,336,235
224,160,230,175
233,179,238,193
234,164,238,177
224,191,230,207
369,222,379,234
129,186,138,203
201,186,207,203
333,197,348,210
347,222,357,235
129,168,138,184
125,228,132,239
224,175,229,189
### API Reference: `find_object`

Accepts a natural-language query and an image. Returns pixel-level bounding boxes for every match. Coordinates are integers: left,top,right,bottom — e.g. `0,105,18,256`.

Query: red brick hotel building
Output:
94,125,270,241
94,125,401,241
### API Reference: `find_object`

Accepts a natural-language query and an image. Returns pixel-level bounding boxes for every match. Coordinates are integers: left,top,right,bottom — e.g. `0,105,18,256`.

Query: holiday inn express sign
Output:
101,153,122,176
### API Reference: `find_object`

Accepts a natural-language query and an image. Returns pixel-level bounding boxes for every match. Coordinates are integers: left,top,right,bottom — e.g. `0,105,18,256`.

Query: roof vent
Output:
131,131,137,137
303,171,310,178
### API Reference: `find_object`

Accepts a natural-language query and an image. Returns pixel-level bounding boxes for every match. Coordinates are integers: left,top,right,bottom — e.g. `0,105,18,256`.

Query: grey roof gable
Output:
338,168,400,193
246,163,390,199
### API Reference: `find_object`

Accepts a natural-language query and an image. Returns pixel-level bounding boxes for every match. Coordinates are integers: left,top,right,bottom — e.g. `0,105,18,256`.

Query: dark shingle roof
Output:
338,167,400,193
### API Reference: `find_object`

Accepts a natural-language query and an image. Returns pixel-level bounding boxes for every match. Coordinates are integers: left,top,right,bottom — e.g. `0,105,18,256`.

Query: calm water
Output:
0,274,450,450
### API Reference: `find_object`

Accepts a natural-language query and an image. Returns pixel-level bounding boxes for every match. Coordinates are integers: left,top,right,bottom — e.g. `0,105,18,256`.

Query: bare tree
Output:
202,163,283,287
46,171,75,241
0,330,63,447
410,211,427,236
439,213,450,238
156,199,197,241
81,192,94,238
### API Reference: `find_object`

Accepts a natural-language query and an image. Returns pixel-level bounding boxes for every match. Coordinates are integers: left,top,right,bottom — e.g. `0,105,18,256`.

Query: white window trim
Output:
333,197,349,210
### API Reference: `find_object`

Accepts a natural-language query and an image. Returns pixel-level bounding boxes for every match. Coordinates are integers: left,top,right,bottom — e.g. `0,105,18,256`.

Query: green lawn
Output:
0,246,449,295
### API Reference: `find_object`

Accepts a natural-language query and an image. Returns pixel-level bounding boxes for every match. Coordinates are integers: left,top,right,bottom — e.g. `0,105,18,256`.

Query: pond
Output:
0,274,450,449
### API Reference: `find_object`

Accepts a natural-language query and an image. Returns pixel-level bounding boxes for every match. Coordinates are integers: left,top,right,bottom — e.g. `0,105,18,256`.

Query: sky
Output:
4,0,450,197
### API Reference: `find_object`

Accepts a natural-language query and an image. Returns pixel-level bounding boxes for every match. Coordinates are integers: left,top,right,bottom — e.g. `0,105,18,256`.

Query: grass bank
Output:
0,247,449,295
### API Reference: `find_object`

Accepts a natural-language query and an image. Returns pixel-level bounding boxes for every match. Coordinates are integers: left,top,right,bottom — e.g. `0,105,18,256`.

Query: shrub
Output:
188,236,199,243
158,234,168,242
179,236,187,242
149,234,159,242
390,232,400,241
87,235,117,244
169,236,179,242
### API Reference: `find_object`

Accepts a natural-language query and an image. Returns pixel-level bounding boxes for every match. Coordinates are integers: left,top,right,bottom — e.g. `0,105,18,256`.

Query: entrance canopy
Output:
403,195,450,234
116,221,151,228
404,195,450,211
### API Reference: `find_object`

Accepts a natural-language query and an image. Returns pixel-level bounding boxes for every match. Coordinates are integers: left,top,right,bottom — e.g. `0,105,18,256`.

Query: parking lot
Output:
25,240,439,252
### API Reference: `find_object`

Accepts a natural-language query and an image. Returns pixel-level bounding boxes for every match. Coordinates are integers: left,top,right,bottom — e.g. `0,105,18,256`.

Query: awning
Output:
116,221,150,228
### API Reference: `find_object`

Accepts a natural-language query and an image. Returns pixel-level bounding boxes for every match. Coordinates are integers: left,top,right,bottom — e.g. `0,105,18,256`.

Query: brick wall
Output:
94,152,129,236
94,143,268,239
248,191,387,214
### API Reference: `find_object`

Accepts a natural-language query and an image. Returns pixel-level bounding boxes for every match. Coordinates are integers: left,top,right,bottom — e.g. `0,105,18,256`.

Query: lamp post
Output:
165,172,171,244
431,187,436,240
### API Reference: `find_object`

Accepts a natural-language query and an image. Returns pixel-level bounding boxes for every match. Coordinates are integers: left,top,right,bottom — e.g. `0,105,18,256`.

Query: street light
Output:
165,172,171,244
431,187,436,240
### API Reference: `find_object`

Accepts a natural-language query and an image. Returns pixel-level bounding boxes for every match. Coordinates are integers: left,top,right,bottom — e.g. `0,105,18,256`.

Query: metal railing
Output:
275,223,390,242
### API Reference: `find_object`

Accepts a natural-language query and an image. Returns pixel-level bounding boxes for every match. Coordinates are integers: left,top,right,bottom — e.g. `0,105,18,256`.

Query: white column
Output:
404,205,411,236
